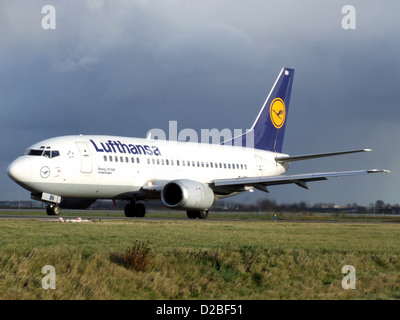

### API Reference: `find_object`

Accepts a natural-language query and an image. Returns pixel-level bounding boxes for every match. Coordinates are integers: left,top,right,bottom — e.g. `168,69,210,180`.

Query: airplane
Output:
6,67,389,218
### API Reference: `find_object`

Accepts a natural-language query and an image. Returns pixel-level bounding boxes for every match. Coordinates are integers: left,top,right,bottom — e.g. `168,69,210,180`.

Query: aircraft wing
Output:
275,149,371,163
115,180,168,200
211,169,389,194
141,180,167,192
119,169,389,199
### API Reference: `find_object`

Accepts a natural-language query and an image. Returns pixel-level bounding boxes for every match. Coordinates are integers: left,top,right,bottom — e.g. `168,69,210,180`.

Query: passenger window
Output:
109,156,113,162
104,156,107,161
137,157,140,163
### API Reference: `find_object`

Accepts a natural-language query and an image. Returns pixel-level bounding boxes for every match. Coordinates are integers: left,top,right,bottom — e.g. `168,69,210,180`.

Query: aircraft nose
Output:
7,157,32,183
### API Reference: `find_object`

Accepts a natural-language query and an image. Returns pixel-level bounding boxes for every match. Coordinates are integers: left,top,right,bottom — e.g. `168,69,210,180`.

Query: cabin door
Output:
76,142,93,173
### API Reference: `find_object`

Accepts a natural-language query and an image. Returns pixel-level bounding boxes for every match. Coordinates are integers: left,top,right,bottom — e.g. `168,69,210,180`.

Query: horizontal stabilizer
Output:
275,149,372,163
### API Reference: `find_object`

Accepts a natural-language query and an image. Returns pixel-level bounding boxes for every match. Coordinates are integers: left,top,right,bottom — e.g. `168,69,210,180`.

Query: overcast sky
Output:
1,0,399,207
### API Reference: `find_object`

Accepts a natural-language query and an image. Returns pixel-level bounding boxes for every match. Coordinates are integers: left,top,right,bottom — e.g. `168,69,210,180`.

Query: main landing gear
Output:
124,202,146,217
186,210,209,219
124,202,209,219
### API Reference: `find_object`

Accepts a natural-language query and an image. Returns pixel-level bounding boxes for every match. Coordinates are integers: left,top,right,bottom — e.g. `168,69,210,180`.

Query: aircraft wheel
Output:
134,203,146,217
46,204,61,216
124,203,135,217
187,211,198,219
124,202,146,217
197,210,209,219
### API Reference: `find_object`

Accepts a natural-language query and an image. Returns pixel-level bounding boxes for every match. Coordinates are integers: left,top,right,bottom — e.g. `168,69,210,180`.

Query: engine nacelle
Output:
161,179,215,210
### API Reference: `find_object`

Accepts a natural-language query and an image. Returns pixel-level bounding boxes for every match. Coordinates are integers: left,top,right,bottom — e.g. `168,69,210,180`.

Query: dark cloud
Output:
1,0,398,205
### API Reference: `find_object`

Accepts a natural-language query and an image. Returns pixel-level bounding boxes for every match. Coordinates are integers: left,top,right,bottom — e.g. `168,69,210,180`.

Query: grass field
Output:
0,211,399,300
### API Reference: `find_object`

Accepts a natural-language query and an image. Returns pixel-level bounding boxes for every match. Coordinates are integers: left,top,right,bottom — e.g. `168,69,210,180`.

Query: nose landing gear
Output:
46,204,61,216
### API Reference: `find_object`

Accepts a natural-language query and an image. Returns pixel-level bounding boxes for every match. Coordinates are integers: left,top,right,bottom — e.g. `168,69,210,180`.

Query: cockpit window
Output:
25,149,60,158
28,149,44,156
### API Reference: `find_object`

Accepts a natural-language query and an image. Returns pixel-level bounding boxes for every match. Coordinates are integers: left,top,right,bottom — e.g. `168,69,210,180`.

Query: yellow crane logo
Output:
269,98,286,129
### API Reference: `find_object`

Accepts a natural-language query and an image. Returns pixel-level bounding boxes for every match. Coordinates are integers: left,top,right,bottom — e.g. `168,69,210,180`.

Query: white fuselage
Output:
8,135,289,200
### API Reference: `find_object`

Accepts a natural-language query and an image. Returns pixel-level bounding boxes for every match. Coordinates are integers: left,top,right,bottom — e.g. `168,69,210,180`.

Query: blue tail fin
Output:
226,67,294,153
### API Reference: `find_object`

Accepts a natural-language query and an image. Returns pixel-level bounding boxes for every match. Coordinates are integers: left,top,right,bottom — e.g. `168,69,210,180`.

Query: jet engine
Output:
161,179,215,210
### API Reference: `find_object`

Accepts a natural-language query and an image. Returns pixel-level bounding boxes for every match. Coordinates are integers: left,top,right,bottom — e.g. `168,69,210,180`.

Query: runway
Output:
1,209,399,224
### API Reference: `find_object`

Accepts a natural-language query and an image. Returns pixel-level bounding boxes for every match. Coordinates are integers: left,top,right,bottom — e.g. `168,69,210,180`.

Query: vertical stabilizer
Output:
225,67,294,153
